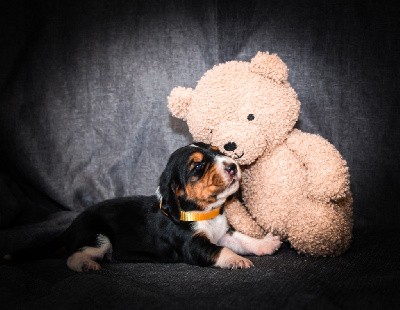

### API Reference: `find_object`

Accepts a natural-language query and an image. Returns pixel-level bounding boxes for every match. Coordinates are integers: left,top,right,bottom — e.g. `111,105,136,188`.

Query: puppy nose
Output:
225,163,237,176
224,142,237,152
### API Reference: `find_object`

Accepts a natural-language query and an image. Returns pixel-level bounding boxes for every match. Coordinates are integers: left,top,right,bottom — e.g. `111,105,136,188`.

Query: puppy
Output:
64,143,281,272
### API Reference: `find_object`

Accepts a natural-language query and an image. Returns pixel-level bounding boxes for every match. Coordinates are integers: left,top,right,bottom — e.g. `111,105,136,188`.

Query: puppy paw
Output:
67,252,101,272
215,248,254,269
254,233,282,256
227,256,254,270
81,260,101,272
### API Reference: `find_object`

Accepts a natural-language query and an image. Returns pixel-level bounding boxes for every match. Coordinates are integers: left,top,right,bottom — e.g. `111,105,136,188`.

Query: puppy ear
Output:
158,168,182,223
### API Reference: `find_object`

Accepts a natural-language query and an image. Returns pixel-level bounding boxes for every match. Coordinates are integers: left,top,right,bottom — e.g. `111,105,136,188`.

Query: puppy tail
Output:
2,230,68,263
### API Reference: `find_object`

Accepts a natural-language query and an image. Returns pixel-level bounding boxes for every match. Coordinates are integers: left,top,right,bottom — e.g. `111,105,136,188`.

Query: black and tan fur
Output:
14,143,281,271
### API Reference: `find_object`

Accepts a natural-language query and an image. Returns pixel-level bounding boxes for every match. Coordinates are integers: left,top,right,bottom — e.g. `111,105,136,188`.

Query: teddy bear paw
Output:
253,233,282,256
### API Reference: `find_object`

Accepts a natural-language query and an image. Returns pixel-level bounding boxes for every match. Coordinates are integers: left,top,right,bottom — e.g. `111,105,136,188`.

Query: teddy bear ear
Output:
167,86,193,121
250,51,288,84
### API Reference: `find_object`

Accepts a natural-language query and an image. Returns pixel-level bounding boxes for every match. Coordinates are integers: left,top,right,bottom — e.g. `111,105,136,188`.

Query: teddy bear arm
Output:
224,198,265,239
286,130,350,202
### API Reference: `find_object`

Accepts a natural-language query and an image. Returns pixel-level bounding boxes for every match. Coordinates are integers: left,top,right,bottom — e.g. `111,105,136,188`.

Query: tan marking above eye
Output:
188,152,206,171
189,152,204,165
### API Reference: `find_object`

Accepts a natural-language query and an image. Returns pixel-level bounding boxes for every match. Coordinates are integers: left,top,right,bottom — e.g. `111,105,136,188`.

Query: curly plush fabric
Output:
168,52,353,256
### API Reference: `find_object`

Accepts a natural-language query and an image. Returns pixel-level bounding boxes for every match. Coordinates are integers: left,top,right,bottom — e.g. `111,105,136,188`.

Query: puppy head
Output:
157,142,241,222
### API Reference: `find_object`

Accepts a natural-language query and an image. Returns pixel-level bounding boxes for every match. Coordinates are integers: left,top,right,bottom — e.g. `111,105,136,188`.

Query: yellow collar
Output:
179,206,222,222
159,201,223,222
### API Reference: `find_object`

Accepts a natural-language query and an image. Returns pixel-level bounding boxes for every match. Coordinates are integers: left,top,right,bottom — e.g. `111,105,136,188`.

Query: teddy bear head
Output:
168,52,300,165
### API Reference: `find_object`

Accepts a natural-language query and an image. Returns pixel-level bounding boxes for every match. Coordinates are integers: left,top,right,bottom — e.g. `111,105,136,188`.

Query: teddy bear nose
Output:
224,142,237,152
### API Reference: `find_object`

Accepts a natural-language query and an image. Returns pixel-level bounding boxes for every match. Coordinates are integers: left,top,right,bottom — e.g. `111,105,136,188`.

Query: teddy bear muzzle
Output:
224,142,246,161
213,121,268,165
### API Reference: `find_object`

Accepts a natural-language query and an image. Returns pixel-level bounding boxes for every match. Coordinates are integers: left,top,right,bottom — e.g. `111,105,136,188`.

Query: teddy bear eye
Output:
247,114,255,121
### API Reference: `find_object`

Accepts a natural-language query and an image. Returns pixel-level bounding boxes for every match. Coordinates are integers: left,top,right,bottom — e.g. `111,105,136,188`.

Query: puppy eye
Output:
193,162,205,172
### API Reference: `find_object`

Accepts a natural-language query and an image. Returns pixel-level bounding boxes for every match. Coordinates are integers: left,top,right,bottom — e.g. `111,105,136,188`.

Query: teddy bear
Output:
167,52,353,256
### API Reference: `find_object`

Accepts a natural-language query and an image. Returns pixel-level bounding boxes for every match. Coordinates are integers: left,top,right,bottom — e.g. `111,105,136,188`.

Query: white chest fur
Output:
192,214,229,244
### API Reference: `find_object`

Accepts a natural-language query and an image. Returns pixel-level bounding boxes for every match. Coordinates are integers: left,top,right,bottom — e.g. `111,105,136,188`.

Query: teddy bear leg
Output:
224,199,265,239
218,231,282,256
288,197,353,256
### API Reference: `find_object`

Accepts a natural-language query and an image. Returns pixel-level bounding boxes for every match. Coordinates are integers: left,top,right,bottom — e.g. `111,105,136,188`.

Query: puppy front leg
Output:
214,247,254,269
217,231,282,256
186,234,253,269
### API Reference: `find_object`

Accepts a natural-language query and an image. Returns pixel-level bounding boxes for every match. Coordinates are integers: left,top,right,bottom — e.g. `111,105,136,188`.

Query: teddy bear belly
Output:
241,144,308,237
241,142,353,255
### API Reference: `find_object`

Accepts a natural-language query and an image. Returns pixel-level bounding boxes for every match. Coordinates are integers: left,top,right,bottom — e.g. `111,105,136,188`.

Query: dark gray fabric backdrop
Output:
1,0,399,234
0,1,399,308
